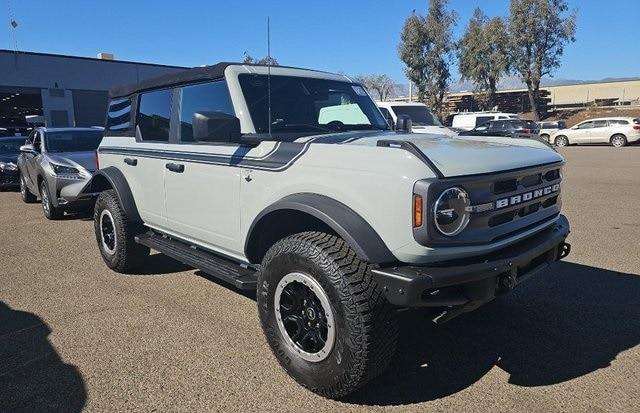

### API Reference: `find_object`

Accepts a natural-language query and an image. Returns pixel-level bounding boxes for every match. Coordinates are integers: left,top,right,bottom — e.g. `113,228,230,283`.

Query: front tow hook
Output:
558,242,571,260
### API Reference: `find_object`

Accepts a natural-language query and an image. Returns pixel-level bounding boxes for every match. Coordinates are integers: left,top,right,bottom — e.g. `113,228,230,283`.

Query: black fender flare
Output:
245,193,396,265
89,166,142,223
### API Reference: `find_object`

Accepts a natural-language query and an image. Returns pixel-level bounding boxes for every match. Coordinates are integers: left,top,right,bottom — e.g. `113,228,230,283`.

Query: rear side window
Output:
137,89,172,141
609,119,629,126
178,81,235,142
106,97,132,132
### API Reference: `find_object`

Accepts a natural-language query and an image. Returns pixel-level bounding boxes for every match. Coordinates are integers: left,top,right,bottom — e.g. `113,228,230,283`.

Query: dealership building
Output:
0,49,186,132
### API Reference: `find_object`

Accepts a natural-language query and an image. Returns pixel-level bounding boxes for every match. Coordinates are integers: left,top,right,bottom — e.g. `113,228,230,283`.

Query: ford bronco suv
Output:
87,63,571,398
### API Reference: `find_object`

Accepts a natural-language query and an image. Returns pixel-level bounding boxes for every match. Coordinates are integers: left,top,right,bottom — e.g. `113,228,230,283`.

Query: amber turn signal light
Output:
413,194,423,227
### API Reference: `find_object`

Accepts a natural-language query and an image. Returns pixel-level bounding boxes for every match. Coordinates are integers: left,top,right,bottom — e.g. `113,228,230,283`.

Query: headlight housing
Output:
0,161,18,171
51,163,80,175
433,187,471,236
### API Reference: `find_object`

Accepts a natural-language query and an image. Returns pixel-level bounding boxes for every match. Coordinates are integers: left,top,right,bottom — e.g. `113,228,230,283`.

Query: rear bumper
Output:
372,214,570,311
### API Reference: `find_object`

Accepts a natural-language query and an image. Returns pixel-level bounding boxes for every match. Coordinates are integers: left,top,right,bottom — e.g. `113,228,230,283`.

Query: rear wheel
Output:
554,135,569,147
540,133,550,142
93,189,149,272
257,231,398,398
40,180,63,220
20,174,37,203
610,134,627,148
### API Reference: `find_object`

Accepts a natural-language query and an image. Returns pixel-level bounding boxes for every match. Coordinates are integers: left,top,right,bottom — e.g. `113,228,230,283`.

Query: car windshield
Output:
391,105,442,126
0,138,24,154
238,74,389,136
45,130,103,153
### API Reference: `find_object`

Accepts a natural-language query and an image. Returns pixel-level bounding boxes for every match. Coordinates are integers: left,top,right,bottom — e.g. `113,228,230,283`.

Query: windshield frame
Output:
235,72,389,139
44,130,103,153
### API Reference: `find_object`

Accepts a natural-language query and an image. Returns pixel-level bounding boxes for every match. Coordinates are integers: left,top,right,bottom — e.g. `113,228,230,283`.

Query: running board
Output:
135,232,257,290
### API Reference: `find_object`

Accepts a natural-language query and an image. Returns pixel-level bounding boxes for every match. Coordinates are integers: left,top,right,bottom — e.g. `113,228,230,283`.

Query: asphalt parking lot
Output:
1,146,639,412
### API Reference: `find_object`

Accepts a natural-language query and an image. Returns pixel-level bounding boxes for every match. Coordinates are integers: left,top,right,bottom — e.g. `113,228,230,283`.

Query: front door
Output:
162,80,243,257
573,121,594,144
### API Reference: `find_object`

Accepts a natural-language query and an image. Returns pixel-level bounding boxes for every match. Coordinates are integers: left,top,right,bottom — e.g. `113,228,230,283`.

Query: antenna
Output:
267,16,272,137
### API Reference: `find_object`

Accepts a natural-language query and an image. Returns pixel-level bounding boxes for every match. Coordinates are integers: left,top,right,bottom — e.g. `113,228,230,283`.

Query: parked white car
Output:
377,102,456,137
451,112,520,131
551,117,640,147
537,120,567,143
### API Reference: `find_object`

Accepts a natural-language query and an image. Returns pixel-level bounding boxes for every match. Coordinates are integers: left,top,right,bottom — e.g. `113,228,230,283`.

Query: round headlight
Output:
433,187,471,236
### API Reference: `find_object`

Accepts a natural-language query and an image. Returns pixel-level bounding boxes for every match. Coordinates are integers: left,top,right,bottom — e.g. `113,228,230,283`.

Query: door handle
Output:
165,163,185,173
124,158,137,166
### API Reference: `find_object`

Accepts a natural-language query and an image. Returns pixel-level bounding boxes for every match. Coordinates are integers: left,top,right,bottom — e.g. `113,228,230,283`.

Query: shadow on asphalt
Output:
0,302,86,412
127,253,193,275
346,261,640,405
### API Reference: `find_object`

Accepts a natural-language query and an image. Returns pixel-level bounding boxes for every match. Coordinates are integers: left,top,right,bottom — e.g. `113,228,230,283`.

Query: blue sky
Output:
4,0,638,83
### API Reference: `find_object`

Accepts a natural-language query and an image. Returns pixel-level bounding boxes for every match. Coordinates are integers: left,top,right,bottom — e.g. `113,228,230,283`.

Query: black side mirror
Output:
395,114,412,133
192,111,241,142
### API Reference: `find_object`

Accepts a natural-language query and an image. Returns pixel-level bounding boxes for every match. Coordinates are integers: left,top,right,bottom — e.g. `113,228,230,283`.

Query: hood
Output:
46,151,98,172
410,125,458,137
0,154,19,164
307,131,563,177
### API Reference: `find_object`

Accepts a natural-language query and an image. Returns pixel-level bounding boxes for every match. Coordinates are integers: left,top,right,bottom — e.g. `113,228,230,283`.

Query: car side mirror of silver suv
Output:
192,111,241,143
395,114,412,133
19,144,36,154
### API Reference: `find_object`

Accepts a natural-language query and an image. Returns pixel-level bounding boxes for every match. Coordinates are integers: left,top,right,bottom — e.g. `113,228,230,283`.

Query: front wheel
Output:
257,232,398,398
40,180,63,219
93,189,149,272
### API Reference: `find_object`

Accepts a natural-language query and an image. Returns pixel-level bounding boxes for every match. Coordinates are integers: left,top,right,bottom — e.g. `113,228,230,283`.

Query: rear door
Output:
162,80,242,255
591,120,609,143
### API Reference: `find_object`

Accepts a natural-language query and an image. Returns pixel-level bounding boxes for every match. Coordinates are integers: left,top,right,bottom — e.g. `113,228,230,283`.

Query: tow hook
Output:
559,242,571,260
498,269,517,292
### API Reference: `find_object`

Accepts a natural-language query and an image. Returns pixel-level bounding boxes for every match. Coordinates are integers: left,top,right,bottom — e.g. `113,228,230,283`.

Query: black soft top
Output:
110,61,337,99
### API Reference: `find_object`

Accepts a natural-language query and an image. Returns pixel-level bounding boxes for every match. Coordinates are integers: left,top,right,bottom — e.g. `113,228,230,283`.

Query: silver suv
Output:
551,117,640,147
17,127,102,219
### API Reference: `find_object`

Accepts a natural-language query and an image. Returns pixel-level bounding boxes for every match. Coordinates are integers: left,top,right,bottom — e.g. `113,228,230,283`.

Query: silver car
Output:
17,127,103,219
551,117,640,148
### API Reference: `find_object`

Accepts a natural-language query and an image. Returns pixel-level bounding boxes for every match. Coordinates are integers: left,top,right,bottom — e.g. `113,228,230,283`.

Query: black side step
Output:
135,232,257,290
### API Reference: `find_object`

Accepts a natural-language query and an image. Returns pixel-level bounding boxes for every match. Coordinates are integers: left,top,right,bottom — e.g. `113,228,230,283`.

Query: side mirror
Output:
395,114,412,133
192,111,241,142
20,144,36,153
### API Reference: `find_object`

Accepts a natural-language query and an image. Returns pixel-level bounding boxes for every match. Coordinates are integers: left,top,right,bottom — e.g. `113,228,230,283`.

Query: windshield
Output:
45,131,103,153
238,74,389,136
391,105,442,126
0,138,24,155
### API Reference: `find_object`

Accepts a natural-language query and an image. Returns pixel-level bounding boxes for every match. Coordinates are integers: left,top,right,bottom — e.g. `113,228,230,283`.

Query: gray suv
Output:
17,127,103,219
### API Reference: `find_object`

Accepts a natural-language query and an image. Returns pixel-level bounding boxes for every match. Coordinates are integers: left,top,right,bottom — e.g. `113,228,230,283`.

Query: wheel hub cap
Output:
274,272,335,362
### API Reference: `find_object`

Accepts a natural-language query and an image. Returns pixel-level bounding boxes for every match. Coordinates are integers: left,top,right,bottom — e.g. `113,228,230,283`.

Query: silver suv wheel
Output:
274,272,335,362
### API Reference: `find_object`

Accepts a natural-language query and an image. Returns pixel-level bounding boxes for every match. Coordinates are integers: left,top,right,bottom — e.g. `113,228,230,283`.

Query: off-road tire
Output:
19,174,37,203
257,231,398,399
93,189,149,272
610,134,627,148
40,180,63,220
554,135,569,147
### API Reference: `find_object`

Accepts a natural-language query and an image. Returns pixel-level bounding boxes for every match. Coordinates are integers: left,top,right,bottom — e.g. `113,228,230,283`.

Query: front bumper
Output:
0,169,19,188
372,214,570,317
48,175,96,208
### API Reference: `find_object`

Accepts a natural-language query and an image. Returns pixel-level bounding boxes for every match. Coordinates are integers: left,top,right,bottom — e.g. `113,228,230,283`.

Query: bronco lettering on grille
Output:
495,183,560,209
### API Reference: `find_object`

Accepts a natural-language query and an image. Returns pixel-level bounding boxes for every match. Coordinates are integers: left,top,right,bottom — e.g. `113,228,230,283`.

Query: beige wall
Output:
547,80,640,105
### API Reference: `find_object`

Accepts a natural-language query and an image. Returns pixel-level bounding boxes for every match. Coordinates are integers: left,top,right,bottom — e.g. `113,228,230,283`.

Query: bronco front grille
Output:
413,162,563,247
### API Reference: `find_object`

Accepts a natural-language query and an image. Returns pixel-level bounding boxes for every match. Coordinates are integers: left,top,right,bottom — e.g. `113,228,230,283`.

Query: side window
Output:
609,119,629,126
593,120,608,128
178,81,235,142
33,131,42,152
379,107,395,128
577,121,594,129
137,89,172,141
106,97,132,132
475,116,494,127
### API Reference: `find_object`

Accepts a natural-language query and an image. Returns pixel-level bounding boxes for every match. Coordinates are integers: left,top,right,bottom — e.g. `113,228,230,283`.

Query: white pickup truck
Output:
86,63,571,398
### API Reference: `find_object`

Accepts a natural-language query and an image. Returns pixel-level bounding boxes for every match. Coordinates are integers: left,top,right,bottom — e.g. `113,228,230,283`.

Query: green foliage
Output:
508,0,576,119
398,0,456,115
457,8,509,109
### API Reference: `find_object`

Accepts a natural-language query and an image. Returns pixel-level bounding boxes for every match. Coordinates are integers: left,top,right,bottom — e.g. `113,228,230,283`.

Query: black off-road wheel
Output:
20,174,37,203
257,231,398,399
40,180,63,220
93,189,149,273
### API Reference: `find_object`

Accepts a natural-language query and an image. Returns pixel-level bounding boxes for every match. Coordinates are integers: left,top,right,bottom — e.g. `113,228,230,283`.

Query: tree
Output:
457,9,509,109
508,0,576,120
352,74,396,101
398,0,456,116
242,51,279,66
